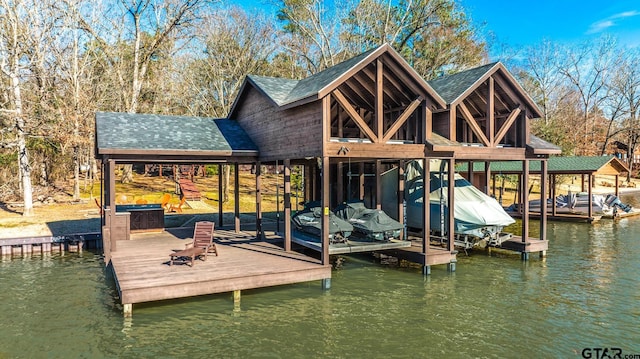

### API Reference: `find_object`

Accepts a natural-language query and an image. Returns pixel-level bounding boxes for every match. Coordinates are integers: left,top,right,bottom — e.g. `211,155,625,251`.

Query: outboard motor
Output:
605,194,632,213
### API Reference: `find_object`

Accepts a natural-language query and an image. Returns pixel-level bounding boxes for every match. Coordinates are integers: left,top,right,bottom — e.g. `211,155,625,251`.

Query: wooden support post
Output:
375,160,382,210
422,157,430,262
107,159,116,210
487,77,495,144
1,245,11,256
22,244,32,254
376,59,384,140
359,162,365,201
256,161,263,239
284,159,292,252
304,163,312,202
423,265,431,276
235,163,240,233
522,159,530,247
233,290,241,306
467,160,473,185
398,160,405,240
615,174,620,197
484,162,491,195
540,160,548,242
123,303,132,317
337,161,344,204
587,172,593,220
322,278,331,290
551,174,557,217
321,156,330,266
447,158,455,254
218,164,223,227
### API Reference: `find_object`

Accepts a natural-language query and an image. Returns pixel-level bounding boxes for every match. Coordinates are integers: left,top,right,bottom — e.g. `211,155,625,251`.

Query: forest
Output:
1,0,639,216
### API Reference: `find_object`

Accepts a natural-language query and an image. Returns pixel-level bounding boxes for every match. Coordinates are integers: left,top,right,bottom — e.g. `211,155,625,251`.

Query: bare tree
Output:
343,0,484,79
186,7,278,117
0,0,58,215
276,0,348,74
68,0,210,182
557,36,619,155
518,40,567,125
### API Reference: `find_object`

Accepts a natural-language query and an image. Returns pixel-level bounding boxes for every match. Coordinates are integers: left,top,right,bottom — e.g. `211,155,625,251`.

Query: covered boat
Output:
334,201,403,241
514,192,633,216
382,160,515,248
291,202,353,243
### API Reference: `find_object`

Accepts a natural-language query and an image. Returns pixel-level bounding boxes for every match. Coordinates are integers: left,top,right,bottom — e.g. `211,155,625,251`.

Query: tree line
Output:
0,0,638,215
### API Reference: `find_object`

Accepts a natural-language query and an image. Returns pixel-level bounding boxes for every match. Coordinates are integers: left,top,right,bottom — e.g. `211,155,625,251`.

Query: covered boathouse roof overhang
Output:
95,112,259,163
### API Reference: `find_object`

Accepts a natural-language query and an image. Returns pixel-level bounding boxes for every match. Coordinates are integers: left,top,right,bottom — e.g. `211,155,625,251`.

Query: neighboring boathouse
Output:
94,44,561,315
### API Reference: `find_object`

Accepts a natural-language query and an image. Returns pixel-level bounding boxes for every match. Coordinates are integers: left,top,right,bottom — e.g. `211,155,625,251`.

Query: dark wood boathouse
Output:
94,44,561,315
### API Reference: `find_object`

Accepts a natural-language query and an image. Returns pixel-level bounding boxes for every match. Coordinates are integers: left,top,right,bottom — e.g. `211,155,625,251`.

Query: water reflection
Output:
2,199,640,356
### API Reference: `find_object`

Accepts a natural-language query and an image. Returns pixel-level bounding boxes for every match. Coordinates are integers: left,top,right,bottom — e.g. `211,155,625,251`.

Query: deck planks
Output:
110,228,331,305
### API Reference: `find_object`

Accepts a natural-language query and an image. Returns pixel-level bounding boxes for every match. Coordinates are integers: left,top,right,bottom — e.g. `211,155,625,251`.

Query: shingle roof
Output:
247,75,298,106
428,63,497,104
247,48,377,107
527,135,562,153
284,48,377,104
457,156,629,174
95,112,258,155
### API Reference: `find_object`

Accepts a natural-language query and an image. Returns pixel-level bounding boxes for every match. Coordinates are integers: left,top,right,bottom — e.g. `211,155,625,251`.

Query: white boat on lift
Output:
382,160,515,249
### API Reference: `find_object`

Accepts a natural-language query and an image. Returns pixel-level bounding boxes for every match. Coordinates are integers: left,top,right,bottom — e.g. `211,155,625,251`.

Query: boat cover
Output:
383,160,515,237
334,201,403,240
291,202,353,241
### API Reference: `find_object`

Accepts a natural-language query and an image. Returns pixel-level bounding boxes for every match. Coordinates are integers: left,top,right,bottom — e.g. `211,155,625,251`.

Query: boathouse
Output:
94,44,560,315
460,155,631,222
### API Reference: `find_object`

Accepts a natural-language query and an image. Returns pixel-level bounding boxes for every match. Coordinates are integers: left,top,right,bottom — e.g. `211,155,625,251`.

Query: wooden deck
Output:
378,239,457,267
178,178,202,201
507,210,601,223
496,235,548,253
110,228,330,312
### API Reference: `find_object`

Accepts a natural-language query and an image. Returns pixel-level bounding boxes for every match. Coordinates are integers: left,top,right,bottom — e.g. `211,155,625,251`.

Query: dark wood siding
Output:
234,86,323,161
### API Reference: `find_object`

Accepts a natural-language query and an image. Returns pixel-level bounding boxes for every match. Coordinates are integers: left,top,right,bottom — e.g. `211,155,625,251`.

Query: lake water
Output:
2,195,640,358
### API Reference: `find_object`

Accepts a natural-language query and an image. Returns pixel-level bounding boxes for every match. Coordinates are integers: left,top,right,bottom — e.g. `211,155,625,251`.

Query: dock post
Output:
521,252,530,261
233,290,241,311
123,303,132,317
322,278,331,290
539,250,546,259
1,245,11,256
422,265,431,276
448,260,456,272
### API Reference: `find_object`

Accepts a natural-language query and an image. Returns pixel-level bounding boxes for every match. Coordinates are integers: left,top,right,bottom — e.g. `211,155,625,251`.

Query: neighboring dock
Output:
0,233,101,257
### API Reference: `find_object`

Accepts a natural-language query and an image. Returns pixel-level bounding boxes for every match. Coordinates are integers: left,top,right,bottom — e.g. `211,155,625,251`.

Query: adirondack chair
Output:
160,193,171,211
169,221,217,266
169,196,186,213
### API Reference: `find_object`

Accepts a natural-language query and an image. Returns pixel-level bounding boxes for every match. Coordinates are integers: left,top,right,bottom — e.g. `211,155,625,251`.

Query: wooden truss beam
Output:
333,89,378,143
382,97,423,142
458,102,490,146
493,107,521,146
486,77,494,143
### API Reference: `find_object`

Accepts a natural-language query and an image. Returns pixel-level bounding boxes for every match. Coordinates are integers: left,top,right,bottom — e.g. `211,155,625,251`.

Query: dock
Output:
0,233,101,257
110,227,330,316
178,178,202,201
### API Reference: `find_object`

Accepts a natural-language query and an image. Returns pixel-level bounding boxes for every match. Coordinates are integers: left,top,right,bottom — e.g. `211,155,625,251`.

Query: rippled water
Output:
2,195,640,358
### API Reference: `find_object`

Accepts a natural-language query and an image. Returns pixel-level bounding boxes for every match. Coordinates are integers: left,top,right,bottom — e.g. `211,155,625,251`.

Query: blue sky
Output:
232,0,640,49
461,0,640,48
